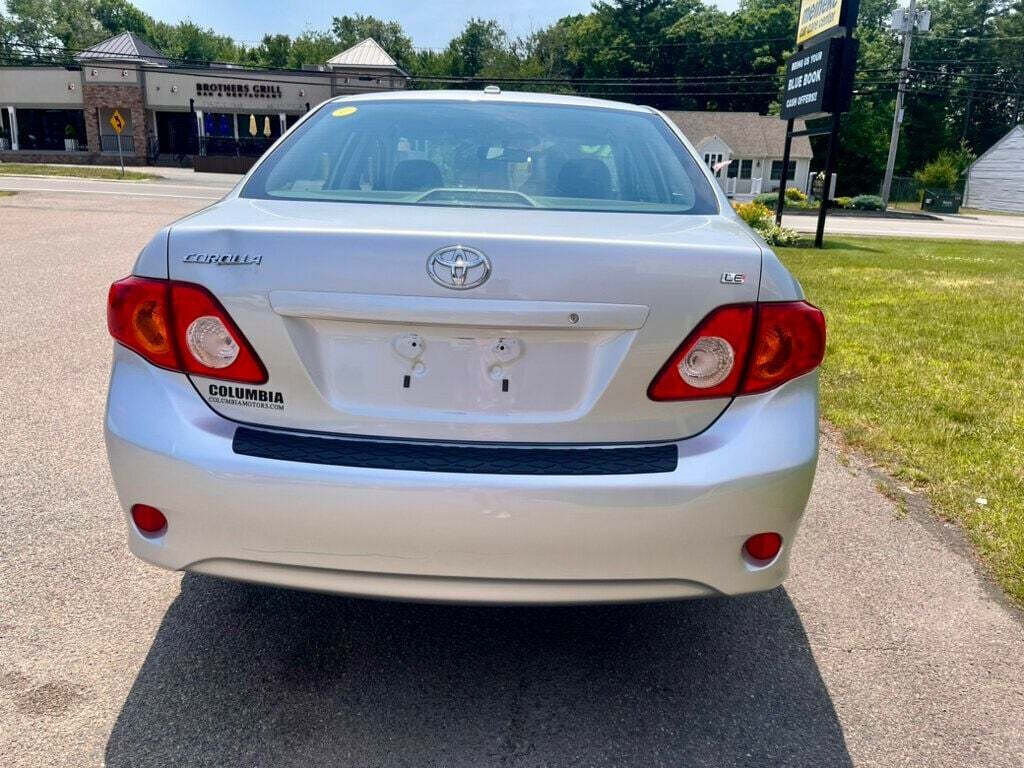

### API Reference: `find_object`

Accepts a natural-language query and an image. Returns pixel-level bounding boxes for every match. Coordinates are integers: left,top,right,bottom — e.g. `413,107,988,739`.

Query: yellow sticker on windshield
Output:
332,106,358,117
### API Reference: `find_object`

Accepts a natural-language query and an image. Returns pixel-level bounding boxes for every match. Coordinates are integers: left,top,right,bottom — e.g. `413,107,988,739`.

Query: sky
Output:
132,0,741,50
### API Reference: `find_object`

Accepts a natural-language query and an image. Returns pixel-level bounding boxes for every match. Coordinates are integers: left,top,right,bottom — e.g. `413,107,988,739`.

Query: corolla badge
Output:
426,245,491,290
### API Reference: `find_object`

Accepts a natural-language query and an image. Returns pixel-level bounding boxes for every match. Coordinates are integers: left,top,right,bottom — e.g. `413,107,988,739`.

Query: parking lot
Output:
1,181,1022,767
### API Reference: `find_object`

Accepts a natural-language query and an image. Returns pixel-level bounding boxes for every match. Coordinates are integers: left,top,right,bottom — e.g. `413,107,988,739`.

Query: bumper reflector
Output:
743,532,782,561
131,504,167,534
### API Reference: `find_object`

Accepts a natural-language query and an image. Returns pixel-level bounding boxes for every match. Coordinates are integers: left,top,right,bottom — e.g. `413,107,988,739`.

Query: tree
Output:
289,29,340,69
93,0,148,39
444,18,508,77
255,33,291,69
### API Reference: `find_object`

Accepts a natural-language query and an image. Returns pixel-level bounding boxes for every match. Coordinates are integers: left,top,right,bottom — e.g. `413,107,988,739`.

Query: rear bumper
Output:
104,345,819,604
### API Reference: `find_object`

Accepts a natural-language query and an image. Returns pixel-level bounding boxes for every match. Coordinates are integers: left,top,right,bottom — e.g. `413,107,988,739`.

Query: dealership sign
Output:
780,36,857,120
797,0,860,44
778,0,861,249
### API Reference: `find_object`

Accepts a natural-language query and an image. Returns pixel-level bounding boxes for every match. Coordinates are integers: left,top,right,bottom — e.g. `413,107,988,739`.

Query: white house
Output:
663,111,813,197
964,124,1024,213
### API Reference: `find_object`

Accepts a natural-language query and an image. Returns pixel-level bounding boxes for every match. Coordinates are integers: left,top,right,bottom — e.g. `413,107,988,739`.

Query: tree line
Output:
1,0,1022,195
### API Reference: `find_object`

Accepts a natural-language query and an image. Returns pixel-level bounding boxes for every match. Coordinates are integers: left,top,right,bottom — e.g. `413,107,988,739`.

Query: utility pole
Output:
880,0,922,209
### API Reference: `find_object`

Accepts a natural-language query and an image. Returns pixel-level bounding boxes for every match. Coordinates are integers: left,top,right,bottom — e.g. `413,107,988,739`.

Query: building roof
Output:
662,111,813,159
327,38,400,69
967,124,1024,171
75,32,168,65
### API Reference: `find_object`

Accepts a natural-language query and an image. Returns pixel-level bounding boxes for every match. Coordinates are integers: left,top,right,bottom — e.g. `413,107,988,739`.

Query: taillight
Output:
648,301,824,401
107,276,267,384
648,305,755,401
743,302,826,394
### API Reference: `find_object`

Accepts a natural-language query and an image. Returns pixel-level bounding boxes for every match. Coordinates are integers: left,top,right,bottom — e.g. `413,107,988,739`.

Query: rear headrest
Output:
391,159,443,191
554,158,612,199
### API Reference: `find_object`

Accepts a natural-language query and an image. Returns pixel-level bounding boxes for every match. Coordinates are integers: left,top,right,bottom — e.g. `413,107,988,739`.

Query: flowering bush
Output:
732,201,804,246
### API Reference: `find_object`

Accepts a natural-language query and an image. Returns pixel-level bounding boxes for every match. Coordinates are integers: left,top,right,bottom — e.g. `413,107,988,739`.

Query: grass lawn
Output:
0,163,160,181
777,237,1024,604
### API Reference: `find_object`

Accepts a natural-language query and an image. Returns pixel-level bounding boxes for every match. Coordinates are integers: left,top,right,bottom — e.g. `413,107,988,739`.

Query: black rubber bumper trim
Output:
232,427,678,476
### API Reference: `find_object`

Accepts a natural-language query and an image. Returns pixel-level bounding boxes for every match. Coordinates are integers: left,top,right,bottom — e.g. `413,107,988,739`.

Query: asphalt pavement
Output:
1,171,1023,241
0,186,1022,767
783,210,1024,242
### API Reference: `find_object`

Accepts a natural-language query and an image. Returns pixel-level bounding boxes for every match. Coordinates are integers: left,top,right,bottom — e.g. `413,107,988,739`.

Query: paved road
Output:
1,188,1022,767
0,173,231,201
783,211,1024,242
2,173,1023,242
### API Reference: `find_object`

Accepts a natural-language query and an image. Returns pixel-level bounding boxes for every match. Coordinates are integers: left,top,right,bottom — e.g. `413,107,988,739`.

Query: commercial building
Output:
663,111,813,197
964,124,1024,214
0,32,407,171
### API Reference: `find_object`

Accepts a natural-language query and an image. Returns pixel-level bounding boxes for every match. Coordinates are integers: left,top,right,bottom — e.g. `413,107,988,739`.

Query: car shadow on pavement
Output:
105,574,851,767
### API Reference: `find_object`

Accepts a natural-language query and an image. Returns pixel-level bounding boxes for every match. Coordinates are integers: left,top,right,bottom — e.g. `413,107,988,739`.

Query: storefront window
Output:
204,112,234,137
15,109,86,151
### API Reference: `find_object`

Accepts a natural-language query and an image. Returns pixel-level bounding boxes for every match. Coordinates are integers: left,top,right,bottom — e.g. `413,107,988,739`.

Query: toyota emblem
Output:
426,245,491,290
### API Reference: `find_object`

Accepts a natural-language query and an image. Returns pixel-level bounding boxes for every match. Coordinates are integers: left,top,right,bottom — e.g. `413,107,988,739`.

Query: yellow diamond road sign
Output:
109,110,126,135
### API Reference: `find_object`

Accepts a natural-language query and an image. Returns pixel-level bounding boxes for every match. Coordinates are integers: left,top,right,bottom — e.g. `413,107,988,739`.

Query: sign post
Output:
109,109,126,178
776,0,860,248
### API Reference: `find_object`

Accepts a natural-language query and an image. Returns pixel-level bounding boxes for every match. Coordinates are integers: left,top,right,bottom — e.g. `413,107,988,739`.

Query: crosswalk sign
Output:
109,110,126,134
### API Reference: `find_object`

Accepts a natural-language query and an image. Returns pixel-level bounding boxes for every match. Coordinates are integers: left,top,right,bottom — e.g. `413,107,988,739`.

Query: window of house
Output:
727,159,739,178
770,160,796,181
740,159,752,179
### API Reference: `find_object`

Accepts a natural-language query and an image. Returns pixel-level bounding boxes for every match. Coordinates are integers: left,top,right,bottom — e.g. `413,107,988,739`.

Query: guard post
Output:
777,0,860,248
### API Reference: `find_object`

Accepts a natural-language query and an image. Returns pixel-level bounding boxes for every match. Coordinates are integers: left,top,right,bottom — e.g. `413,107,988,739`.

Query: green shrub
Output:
851,194,884,211
732,201,804,246
758,222,804,247
835,196,853,209
914,141,977,192
752,190,817,209
64,124,77,139
914,153,959,190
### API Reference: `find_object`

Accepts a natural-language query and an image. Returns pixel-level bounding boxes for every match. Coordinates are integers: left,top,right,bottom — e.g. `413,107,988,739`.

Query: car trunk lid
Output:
167,197,762,444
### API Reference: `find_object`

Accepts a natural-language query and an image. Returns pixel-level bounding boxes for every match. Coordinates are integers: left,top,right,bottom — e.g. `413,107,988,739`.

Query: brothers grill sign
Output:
195,82,283,99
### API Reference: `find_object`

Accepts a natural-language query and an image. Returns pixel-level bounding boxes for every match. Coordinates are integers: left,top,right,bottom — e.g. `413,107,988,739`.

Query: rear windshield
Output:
241,100,719,215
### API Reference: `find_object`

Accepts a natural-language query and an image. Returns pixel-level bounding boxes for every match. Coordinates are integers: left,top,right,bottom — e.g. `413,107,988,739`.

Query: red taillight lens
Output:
648,305,755,401
131,504,167,534
742,302,826,395
107,276,267,384
648,301,825,401
744,532,783,561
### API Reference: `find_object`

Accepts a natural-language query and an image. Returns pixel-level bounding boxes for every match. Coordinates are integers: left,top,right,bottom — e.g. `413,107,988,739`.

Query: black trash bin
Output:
921,189,962,214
